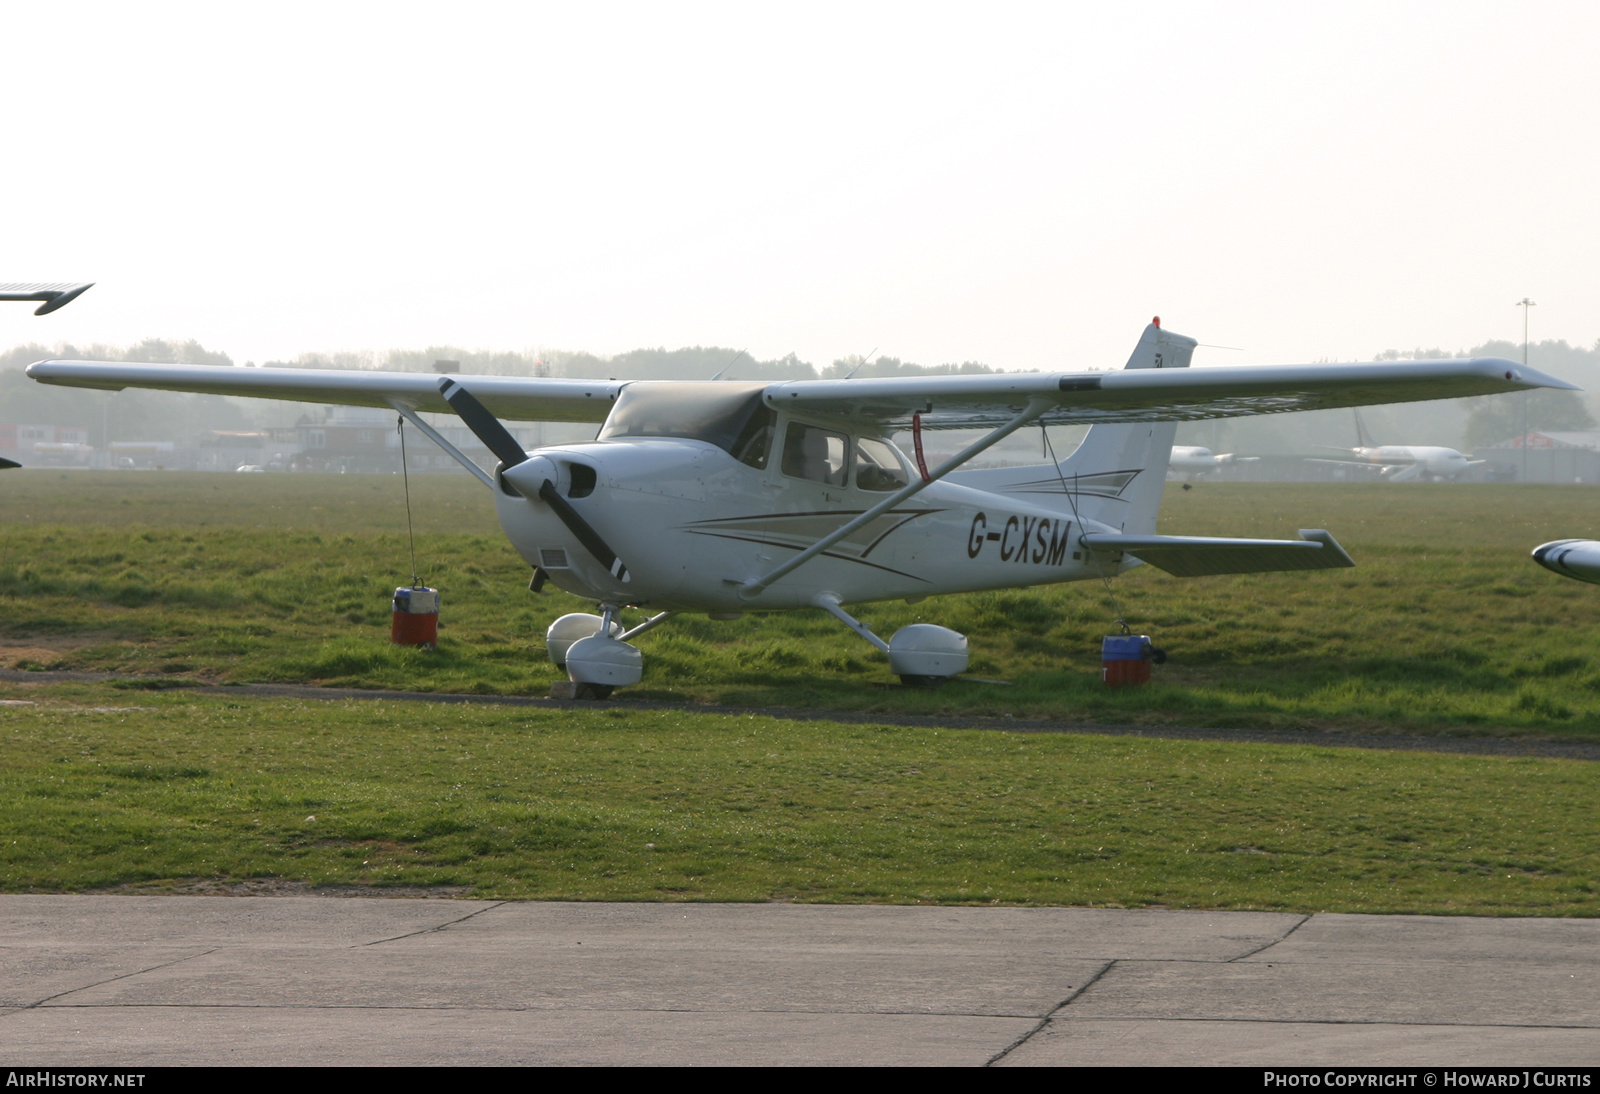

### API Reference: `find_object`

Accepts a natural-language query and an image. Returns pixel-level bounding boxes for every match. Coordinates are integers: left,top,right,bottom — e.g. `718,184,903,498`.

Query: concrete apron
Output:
0,896,1596,1067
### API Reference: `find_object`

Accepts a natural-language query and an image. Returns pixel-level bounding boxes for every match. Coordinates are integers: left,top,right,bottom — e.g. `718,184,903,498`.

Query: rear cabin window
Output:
782,422,849,486
597,383,775,469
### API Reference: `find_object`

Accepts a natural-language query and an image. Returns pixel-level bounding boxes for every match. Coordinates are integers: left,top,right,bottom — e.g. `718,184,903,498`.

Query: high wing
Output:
765,357,1575,429
27,328,1575,429
25,361,624,423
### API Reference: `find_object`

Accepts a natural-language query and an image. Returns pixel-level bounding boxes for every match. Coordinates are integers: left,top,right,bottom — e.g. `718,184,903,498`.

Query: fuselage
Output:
493,430,1130,613
1351,445,1474,479
1170,445,1224,472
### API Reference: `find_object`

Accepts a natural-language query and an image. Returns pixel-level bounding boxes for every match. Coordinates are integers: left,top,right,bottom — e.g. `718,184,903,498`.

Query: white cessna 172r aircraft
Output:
1308,409,1484,482
26,320,1572,695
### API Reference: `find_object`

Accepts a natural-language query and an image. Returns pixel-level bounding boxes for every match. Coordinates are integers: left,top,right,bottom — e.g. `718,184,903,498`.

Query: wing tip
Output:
1297,529,1356,567
33,283,94,315
1473,357,1582,391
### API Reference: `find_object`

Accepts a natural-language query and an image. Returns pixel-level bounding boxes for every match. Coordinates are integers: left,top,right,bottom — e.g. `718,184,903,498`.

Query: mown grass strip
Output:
1,689,1595,914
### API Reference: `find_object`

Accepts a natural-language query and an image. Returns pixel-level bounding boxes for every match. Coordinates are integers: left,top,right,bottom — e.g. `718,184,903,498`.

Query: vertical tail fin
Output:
949,320,1196,534
1120,317,1196,373
1354,409,1377,449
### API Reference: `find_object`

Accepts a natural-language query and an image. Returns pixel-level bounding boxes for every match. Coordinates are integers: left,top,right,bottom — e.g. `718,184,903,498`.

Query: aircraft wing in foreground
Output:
1,282,94,315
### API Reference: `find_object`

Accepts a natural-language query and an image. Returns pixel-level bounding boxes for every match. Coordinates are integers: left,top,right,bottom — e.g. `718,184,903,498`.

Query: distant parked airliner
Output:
1167,445,1258,481
1308,409,1482,482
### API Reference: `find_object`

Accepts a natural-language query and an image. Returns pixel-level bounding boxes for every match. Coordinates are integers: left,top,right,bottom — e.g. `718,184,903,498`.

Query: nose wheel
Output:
545,606,673,699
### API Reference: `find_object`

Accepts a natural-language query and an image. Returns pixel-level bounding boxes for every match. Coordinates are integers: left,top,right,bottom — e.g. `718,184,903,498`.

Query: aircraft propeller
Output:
438,378,629,582
438,377,528,470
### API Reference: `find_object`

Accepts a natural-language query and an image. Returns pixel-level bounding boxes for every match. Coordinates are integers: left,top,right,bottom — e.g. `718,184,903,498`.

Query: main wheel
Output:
898,674,948,689
576,683,615,700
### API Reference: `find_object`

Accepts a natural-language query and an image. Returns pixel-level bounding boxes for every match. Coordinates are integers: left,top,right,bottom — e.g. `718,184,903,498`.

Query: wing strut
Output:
737,397,1052,600
386,399,497,490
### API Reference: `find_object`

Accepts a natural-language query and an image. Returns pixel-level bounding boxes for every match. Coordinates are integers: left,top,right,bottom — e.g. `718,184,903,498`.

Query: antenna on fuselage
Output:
842,347,878,380
709,349,747,381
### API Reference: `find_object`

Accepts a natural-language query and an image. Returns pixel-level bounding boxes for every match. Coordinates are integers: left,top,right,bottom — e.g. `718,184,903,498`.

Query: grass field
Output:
3,471,1599,911
4,471,1600,738
2,686,1596,913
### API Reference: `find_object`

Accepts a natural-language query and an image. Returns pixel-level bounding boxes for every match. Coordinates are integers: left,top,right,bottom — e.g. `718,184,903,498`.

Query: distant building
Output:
196,429,301,472
0,423,94,467
1479,432,1600,483
107,441,176,470
292,406,554,474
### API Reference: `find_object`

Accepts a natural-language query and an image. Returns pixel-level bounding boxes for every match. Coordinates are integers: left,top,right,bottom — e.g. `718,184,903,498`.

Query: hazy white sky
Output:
3,1,1596,373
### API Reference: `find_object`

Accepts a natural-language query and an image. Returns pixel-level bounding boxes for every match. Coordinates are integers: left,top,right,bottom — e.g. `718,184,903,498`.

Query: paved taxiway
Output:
1,896,1596,1066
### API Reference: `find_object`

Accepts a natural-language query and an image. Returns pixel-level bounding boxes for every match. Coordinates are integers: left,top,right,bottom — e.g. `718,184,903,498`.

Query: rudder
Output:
948,320,1196,534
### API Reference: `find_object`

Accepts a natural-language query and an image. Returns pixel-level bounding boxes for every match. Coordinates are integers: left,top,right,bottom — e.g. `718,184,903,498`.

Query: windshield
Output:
597,382,775,467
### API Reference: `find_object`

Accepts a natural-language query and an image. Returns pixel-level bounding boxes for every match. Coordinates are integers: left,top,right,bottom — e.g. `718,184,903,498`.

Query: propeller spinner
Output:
437,378,630,583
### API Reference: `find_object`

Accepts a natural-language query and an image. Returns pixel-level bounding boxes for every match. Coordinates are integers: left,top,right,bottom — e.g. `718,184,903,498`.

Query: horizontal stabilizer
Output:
1081,529,1354,577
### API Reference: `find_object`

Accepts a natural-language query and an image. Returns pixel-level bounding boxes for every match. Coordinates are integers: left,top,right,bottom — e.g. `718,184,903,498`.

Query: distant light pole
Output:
1516,298,1536,482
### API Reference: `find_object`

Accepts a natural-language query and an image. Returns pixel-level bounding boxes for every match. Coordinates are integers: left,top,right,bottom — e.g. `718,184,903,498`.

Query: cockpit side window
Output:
730,404,775,469
854,437,909,491
781,422,849,486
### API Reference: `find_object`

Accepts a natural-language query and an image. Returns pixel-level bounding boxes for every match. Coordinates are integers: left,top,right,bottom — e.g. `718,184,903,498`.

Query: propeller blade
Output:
438,378,528,469
537,479,629,583
434,382,629,583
